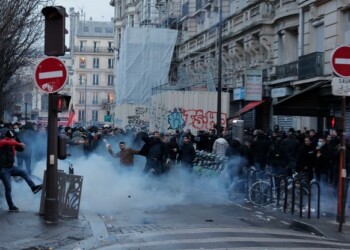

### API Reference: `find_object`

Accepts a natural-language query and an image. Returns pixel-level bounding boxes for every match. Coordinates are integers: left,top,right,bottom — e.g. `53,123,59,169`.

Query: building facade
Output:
69,8,116,127
109,0,350,132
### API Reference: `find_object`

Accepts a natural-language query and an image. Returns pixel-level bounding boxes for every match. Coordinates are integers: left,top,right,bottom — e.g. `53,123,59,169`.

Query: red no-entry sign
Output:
34,57,68,93
331,46,350,78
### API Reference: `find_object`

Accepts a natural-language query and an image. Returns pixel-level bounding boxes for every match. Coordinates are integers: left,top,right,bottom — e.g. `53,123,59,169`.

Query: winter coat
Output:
0,138,23,168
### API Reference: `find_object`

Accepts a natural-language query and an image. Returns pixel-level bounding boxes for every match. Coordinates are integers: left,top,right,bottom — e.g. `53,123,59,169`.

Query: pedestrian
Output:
251,131,270,171
0,130,43,212
106,141,139,167
281,129,300,175
267,137,288,176
178,135,196,172
139,131,168,175
212,135,229,157
15,123,35,175
297,136,316,181
166,133,180,168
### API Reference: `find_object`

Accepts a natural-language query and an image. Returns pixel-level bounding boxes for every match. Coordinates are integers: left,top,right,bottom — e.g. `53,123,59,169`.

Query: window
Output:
92,110,98,121
79,57,86,68
107,92,114,103
79,92,85,104
79,41,86,52
78,110,85,122
315,24,324,52
117,28,121,47
94,27,102,33
93,42,100,52
130,15,134,27
108,58,114,69
105,27,113,33
93,74,99,85
108,75,114,86
108,42,113,52
345,11,350,44
93,58,99,68
92,92,99,104
79,74,87,85
83,26,89,32
41,95,49,111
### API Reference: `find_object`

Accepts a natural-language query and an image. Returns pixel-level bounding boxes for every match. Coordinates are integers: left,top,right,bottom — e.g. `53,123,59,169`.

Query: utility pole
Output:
216,0,223,136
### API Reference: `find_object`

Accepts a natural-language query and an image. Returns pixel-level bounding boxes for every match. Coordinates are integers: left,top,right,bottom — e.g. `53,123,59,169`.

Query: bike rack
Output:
308,180,321,219
275,175,288,212
299,180,309,218
291,177,301,215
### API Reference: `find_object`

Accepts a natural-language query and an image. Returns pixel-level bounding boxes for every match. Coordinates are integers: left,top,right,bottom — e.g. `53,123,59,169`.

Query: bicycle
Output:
248,171,309,209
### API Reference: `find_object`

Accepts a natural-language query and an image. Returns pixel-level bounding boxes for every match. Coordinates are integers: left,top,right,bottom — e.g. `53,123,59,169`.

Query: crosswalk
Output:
99,227,350,249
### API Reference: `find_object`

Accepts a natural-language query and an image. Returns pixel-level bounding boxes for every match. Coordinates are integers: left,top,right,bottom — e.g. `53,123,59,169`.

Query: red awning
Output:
233,100,267,118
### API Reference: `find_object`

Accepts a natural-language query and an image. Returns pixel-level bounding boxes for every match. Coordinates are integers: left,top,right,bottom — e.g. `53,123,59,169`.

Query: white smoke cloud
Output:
4,151,230,213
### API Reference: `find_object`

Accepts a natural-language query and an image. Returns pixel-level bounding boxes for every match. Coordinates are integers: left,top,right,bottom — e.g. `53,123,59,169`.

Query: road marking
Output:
99,236,350,249
335,58,350,65
39,70,63,79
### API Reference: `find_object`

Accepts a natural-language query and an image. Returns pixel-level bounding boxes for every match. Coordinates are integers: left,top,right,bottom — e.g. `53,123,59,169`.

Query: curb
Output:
290,219,329,238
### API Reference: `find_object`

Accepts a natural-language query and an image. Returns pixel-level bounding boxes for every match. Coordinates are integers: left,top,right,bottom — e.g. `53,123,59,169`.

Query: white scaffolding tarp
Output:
116,27,178,104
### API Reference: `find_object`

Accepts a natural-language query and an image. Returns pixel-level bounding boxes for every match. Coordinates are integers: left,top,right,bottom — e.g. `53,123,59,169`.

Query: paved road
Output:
89,202,350,250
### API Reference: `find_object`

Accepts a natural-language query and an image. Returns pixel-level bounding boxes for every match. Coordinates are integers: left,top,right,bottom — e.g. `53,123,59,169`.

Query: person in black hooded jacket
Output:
140,131,168,175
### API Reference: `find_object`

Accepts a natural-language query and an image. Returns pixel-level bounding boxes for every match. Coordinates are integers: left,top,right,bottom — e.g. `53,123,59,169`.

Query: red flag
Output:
67,105,75,127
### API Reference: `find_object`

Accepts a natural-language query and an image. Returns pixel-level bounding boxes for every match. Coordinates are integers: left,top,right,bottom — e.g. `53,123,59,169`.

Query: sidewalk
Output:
0,210,92,250
1,206,350,249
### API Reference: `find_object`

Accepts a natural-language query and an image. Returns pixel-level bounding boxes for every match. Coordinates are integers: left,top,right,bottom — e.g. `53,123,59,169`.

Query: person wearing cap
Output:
0,130,43,212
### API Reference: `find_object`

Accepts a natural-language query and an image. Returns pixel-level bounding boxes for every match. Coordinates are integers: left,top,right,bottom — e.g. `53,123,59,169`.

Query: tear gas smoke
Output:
3,148,230,213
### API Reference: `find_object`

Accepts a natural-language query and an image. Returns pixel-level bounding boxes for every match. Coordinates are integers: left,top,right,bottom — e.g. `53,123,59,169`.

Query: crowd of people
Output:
0,119,347,211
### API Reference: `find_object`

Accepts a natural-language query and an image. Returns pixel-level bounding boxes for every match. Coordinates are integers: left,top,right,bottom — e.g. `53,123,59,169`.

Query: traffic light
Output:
42,6,68,56
58,134,67,160
51,94,71,112
327,116,342,130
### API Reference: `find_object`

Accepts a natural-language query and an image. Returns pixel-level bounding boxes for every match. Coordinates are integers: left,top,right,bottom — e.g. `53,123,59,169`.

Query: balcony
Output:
74,46,114,53
298,52,324,80
101,99,115,110
276,61,298,80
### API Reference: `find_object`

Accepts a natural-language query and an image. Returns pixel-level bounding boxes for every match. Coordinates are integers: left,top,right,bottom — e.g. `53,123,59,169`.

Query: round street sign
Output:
34,57,68,93
331,46,350,78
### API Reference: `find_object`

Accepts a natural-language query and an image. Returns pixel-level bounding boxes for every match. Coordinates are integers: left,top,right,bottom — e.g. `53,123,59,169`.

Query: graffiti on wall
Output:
126,106,149,131
167,108,227,131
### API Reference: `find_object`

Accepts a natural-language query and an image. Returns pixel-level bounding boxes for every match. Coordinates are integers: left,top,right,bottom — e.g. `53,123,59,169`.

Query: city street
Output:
2,169,350,250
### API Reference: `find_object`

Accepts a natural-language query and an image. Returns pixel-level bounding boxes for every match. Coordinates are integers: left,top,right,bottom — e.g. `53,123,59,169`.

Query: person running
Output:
0,130,43,212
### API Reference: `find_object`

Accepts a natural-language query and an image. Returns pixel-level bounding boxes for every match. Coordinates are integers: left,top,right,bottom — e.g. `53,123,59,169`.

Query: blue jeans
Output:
0,167,35,208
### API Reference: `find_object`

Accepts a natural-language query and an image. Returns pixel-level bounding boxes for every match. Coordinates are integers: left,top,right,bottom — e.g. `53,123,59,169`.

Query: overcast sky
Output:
54,0,114,22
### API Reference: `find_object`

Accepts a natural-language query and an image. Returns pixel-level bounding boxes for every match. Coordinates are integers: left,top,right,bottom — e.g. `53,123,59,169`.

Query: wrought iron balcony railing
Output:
298,52,324,80
276,61,298,79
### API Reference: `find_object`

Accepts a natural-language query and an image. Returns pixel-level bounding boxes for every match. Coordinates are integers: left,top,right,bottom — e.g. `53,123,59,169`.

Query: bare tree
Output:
0,0,54,121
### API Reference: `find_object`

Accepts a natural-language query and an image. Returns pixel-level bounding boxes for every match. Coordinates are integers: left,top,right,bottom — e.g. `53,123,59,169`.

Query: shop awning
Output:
232,99,268,118
273,81,329,117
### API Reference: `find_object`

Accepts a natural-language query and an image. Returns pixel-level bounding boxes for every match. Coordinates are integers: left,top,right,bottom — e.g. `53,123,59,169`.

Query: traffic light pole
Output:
337,96,347,231
41,5,68,225
44,93,59,224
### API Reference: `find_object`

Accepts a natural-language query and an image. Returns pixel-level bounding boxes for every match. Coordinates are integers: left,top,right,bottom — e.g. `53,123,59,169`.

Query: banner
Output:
245,69,263,101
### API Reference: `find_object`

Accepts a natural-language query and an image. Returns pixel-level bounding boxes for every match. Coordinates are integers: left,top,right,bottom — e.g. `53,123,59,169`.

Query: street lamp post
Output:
84,81,87,127
216,0,223,136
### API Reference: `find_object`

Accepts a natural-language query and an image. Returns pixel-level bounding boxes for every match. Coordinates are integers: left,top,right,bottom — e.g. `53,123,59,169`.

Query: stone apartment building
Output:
68,8,116,127
109,0,350,132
